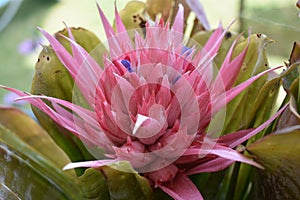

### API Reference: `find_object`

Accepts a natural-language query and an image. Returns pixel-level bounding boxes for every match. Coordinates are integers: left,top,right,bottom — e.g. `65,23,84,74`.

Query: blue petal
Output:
181,46,192,56
121,59,133,73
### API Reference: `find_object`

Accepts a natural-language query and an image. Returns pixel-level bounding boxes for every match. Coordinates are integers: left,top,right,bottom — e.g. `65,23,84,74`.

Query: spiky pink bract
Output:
1,3,285,200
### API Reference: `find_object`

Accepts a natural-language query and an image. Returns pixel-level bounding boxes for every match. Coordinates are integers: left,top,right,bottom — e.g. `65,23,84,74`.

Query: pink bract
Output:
1,3,285,200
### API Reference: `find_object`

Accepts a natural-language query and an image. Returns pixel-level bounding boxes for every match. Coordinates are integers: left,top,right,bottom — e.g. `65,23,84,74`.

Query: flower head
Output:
2,3,284,200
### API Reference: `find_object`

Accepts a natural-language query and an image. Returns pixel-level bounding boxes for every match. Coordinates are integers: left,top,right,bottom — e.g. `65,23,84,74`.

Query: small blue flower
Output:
121,59,133,73
181,46,192,56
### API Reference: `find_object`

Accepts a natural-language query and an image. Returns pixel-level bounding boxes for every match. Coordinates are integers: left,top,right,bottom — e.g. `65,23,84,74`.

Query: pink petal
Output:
113,146,154,168
199,21,235,66
213,34,248,92
38,28,77,78
135,104,168,145
186,157,234,175
202,24,224,58
1,86,114,151
132,114,150,135
97,3,133,59
159,172,203,200
58,32,103,75
217,129,254,147
135,31,146,50
172,4,184,34
191,51,216,90
149,127,194,159
97,3,115,39
63,23,78,57
213,66,283,113
222,104,288,148
1,87,64,126
63,159,118,170
171,77,200,134
113,3,133,52
114,2,127,33
83,123,116,154
146,164,178,187
106,74,135,136
17,95,99,128
184,144,263,169
38,28,102,108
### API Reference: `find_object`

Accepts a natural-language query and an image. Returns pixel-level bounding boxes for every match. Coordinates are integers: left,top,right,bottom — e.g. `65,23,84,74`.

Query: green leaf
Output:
153,188,172,200
283,64,299,91
114,1,147,36
247,128,300,199
78,168,110,200
101,161,153,200
288,42,300,65
0,106,72,170
283,43,300,110
190,169,231,200
276,65,300,129
0,124,81,199
282,42,300,91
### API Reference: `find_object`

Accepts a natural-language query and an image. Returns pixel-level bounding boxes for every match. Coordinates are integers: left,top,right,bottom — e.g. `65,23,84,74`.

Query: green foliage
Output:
101,162,153,200
0,107,80,199
248,129,300,199
78,168,110,200
0,107,155,200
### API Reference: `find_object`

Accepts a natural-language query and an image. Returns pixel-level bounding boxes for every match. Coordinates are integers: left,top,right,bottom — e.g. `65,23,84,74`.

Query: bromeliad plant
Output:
1,1,300,199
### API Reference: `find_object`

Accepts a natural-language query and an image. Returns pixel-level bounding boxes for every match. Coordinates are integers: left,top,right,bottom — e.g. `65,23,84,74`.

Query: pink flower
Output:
2,4,285,200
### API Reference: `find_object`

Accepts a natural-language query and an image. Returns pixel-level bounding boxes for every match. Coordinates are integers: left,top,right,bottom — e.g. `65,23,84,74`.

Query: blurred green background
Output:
0,0,299,104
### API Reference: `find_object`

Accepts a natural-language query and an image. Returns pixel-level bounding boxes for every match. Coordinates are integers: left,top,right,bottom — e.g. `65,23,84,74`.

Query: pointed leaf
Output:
0,124,80,199
0,106,72,170
277,68,300,129
247,128,300,199
283,63,300,91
